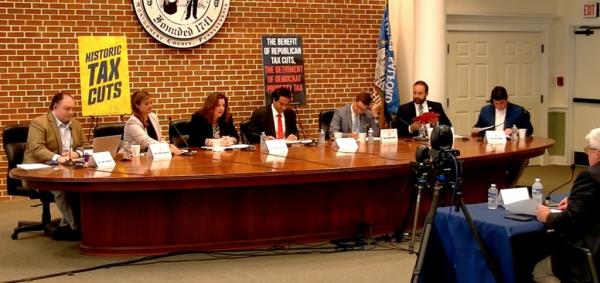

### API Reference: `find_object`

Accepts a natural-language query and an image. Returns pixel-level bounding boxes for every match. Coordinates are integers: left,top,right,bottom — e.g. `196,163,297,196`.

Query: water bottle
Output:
260,131,267,151
532,177,543,205
122,141,131,159
319,129,326,145
488,184,498,209
419,124,427,138
368,127,374,143
511,124,518,140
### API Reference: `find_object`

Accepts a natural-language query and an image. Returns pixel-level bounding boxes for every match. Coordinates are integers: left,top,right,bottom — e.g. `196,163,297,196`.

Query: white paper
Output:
148,143,172,160
285,140,313,145
499,187,530,205
380,129,398,143
485,131,507,145
17,163,51,170
201,144,251,150
89,151,116,170
503,198,538,216
334,138,358,153
265,139,289,155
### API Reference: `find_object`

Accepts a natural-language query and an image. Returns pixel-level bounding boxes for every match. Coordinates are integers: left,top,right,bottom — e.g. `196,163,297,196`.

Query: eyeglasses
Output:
584,145,598,154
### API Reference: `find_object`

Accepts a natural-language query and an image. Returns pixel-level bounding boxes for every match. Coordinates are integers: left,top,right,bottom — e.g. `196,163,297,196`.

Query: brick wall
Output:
0,0,386,200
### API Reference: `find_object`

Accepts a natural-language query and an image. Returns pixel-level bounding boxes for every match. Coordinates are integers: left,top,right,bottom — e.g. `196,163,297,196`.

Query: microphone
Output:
168,116,196,156
544,164,576,206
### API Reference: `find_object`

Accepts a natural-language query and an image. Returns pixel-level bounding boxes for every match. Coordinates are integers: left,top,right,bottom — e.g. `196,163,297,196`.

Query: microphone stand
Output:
168,117,196,156
545,164,576,206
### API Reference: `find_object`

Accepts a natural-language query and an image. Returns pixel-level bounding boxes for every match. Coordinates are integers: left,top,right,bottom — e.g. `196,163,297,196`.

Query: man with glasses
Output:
329,92,380,139
24,92,88,241
395,80,452,137
533,128,600,282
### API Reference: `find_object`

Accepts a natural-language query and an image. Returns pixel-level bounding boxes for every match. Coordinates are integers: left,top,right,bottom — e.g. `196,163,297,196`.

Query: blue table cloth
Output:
432,203,544,283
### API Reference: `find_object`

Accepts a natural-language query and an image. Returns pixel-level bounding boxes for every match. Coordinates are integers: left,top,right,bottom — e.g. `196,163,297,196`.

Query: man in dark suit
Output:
395,80,452,137
533,128,600,283
23,92,89,240
247,87,299,144
471,86,533,137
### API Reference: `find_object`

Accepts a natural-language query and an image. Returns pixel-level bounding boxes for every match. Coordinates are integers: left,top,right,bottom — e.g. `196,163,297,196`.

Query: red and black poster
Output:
261,35,305,105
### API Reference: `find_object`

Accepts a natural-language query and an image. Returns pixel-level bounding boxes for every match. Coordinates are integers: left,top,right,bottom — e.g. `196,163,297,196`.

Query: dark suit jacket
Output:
188,113,239,147
473,102,533,137
24,112,88,163
395,100,452,137
247,105,298,144
547,165,600,282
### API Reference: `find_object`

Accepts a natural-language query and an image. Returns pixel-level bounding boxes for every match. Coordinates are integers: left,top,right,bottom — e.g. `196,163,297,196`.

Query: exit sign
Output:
584,2,599,18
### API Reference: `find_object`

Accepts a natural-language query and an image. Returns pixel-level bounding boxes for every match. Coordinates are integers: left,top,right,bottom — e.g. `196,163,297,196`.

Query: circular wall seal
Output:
133,0,230,48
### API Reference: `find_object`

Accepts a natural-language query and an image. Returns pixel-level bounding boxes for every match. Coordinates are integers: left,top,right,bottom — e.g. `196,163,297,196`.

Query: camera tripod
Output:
410,153,503,283
407,161,431,254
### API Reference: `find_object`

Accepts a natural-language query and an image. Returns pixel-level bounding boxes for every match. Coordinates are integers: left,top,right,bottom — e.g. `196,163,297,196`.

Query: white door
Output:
573,32,600,158
446,31,543,138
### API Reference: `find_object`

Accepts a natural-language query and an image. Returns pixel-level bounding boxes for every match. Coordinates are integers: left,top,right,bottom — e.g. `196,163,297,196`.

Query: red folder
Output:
412,112,440,123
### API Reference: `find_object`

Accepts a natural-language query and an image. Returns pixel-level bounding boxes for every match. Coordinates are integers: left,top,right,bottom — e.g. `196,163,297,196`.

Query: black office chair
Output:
168,119,191,148
565,242,599,283
93,122,125,138
3,124,57,239
318,109,335,140
239,119,252,144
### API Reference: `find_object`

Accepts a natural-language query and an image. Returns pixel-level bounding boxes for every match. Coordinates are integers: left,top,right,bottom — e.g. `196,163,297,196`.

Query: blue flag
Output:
374,5,399,118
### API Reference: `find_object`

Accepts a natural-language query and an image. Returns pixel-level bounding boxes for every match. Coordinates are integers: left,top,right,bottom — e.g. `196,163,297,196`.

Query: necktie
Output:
276,113,284,139
418,104,424,116
353,115,360,133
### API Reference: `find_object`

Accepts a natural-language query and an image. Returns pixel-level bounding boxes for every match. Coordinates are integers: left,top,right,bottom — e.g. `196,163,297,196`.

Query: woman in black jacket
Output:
189,92,239,147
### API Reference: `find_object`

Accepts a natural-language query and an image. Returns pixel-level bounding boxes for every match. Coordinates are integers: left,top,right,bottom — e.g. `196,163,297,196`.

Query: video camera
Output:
413,125,461,184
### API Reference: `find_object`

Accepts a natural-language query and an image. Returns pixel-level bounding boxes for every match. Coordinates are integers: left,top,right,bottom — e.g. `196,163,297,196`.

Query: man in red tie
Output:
247,87,299,143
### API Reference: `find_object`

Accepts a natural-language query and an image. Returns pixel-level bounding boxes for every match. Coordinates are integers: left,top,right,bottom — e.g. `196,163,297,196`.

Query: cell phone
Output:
504,214,534,222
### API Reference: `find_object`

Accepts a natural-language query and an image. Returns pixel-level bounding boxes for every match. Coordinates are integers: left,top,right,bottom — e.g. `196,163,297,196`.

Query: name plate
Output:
484,131,507,145
380,129,398,143
265,139,289,155
148,143,172,160
89,151,116,169
335,138,358,153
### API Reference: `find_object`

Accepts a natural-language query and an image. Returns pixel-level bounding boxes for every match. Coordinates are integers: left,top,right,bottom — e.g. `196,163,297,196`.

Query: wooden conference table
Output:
10,137,553,255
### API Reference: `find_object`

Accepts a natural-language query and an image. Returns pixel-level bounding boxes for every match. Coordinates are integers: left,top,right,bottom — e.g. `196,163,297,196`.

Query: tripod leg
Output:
409,185,423,254
458,196,504,283
411,184,441,283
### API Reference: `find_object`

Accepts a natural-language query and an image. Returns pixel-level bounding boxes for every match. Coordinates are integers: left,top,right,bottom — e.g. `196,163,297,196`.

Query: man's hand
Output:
169,144,182,155
504,128,513,136
350,132,359,139
285,134,298,141
536,205,551,223
410,121,423,132
57,156,71,165
558,196,568,211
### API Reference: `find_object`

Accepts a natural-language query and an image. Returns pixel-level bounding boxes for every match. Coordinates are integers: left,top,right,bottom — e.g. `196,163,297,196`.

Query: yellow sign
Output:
78,36,131,116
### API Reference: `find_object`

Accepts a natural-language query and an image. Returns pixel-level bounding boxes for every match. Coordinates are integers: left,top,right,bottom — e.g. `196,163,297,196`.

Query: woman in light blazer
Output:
123,90,181,154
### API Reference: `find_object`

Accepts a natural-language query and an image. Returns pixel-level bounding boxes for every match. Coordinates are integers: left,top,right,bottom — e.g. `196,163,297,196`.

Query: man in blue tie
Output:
23,92,89,240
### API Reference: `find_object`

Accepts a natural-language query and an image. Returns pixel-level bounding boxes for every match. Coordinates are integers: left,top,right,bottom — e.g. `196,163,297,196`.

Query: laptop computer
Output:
92,135,122,158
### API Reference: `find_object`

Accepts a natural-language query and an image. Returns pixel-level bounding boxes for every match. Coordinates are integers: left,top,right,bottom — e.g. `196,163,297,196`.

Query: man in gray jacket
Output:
329,92,380,139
